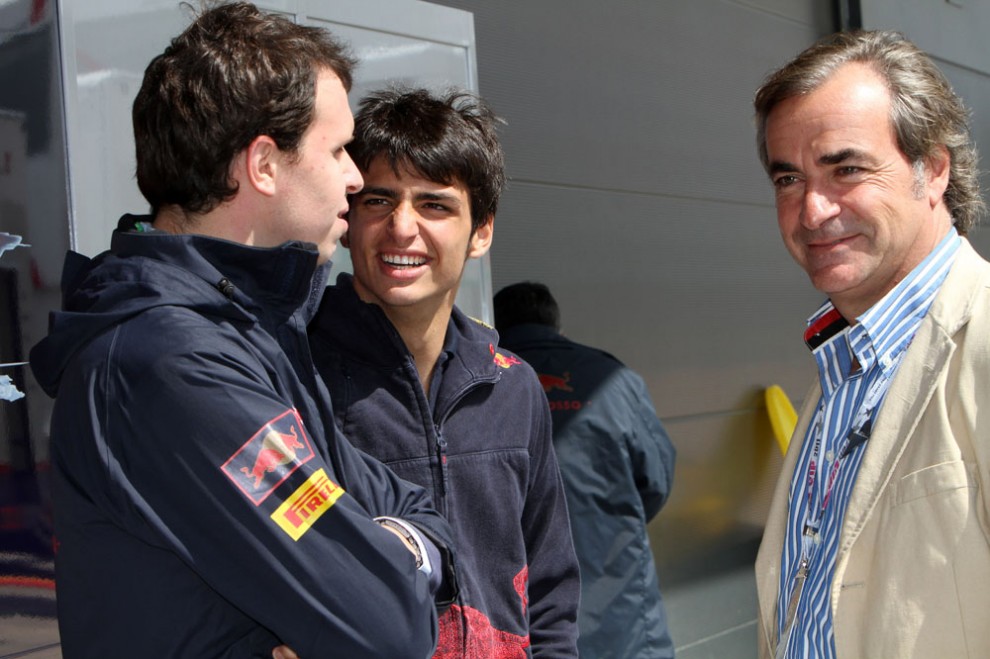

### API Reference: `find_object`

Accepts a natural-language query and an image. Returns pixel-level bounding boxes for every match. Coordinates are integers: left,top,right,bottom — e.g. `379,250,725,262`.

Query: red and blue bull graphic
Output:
221,409,315,505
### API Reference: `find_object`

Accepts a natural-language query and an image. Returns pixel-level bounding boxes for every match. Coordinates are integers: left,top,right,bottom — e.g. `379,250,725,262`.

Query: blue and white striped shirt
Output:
774,230,961,658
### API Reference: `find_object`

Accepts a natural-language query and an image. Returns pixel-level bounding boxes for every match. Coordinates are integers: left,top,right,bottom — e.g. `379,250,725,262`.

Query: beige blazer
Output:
756,239,990,658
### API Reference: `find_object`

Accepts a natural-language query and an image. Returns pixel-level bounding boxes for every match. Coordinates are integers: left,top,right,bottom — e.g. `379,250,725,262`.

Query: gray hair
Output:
754,30,984,234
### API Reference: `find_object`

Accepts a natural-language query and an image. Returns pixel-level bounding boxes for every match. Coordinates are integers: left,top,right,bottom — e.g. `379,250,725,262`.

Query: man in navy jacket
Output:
495,281,676,659
30,4,453,657
309,89,580,657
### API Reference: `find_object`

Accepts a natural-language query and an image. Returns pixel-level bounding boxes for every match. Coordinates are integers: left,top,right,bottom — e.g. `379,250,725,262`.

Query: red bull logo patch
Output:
221,409,315,505
271,468,344,541
493,352,522,369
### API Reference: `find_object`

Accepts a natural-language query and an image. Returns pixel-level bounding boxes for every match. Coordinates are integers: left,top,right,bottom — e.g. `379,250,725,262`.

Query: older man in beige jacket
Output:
752,30,990,658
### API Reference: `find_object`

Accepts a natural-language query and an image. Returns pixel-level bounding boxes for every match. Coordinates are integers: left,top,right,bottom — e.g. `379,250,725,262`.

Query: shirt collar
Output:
805,229,961,392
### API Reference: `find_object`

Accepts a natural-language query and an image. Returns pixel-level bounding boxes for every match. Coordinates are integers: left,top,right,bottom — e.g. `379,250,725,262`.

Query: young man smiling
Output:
309,88,580,658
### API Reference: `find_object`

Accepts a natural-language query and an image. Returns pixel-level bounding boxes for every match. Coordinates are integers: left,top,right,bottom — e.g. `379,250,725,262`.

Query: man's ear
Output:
243,135,280,197
925,144,951,208
468,214,494,259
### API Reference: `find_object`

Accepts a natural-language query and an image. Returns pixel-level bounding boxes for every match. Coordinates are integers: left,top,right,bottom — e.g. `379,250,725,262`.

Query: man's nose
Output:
343,150,363,194
388,203,418,240
801,186,839,229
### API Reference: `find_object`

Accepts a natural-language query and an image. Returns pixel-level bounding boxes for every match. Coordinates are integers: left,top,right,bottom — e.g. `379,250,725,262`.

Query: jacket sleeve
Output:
620,368,676,522
329,428,458,606
521,371,581,657
86,315,441,658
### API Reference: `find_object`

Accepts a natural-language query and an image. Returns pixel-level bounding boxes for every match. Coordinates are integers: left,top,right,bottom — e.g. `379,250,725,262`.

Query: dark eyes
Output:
361,198,450,212
773,166,864,189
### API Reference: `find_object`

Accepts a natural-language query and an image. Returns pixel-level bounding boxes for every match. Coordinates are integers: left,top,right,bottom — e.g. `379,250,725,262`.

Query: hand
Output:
273,645,299,659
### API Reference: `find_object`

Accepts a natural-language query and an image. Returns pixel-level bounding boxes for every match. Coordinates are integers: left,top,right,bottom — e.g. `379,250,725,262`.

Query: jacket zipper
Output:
429,370,499,518
435,430,450,502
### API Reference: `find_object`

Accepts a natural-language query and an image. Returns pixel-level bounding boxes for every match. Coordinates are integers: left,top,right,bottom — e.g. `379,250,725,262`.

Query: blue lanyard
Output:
801,346,905,539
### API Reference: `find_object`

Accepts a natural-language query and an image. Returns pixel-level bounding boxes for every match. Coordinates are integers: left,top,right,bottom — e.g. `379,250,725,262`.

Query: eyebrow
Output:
356,186,398,199
819,148,870,166
768,148,876,175
768,160,799,175
415,191,461,205
357,187,461,205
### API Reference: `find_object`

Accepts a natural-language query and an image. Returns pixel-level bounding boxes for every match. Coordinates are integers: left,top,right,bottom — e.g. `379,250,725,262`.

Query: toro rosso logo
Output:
537,372,573,393
221,409,315,505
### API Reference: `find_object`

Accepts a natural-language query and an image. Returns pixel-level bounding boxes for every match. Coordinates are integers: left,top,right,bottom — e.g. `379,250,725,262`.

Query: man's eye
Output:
836,166,862,176
773,175,799,188
364,198,390,206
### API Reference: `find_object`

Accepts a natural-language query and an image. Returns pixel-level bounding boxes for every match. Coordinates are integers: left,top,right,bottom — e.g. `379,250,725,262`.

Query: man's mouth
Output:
381,254,427,268
808,234,856,249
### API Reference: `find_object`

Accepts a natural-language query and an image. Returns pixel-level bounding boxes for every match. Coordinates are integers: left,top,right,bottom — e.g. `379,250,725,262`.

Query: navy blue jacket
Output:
30,216,454,658
499,323,676,659
309,276,579,658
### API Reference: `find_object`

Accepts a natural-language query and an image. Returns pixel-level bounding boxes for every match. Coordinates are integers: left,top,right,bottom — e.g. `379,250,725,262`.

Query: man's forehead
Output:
314,70,353,129
361,157,467,195
769,64,890,123
766,70,896,158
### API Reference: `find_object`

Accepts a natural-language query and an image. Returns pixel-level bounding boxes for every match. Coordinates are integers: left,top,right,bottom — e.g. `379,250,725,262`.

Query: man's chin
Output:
316,243,337,265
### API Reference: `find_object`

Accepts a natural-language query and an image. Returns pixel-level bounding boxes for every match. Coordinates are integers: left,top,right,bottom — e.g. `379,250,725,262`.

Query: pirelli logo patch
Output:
271,468,345,541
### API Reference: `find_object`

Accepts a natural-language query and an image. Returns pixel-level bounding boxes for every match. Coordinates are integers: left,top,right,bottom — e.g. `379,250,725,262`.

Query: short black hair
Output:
493,282,560,333
348,87,505,232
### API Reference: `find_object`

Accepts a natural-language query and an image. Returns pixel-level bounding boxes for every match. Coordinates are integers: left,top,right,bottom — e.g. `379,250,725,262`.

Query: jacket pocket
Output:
891,460,974,507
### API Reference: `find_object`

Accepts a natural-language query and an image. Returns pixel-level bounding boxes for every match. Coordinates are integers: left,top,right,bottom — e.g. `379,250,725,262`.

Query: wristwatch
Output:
374,516,425,569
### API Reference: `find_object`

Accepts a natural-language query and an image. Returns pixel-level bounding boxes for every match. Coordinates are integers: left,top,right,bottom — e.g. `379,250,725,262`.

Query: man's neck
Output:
153,206,198,235
154,197,257,245
381,299,455,395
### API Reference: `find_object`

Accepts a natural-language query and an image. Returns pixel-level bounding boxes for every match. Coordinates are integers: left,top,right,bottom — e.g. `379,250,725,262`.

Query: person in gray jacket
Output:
495,281,676,659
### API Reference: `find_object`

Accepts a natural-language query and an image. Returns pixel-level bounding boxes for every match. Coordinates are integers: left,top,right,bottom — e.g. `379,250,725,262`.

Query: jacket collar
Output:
111,215,324,326
313,273,501,385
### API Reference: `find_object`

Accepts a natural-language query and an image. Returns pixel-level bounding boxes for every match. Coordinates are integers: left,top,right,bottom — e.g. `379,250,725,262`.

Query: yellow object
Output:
765,385,797,455
271,468,345,541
